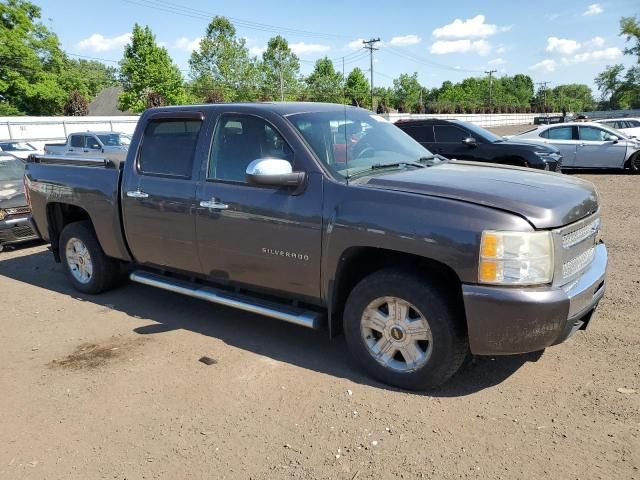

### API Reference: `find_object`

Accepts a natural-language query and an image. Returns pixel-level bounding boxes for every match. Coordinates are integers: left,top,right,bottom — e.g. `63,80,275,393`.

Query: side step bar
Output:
129,271,324,330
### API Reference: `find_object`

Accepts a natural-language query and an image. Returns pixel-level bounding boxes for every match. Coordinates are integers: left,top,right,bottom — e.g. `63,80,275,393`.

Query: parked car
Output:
595,118,640,138
26,103,607,390
395,118,563,171
514,122,640,171
0,153,38,250
44,131,131,162
0,141,42,161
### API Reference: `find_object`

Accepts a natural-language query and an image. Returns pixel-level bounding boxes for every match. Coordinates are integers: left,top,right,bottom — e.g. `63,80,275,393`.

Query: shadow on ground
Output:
0,248,543,397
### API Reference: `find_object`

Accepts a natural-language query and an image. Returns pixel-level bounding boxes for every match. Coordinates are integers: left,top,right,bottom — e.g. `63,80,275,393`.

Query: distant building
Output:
88,86,134,116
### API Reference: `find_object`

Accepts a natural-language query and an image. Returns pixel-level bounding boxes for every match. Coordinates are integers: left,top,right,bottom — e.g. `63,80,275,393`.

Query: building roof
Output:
88,86,134,116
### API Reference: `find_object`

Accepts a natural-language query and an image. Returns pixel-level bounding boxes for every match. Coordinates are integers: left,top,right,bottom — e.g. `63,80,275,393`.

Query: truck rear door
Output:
195,113,323,301
121,112,204,273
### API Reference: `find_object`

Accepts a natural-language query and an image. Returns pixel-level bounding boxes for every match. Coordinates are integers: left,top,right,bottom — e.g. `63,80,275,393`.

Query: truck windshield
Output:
0,157,25,182
286,109,433,179
97,133,132,146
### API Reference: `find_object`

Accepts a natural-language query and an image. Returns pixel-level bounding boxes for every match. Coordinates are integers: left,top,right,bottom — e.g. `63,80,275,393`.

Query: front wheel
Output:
628,153,640,174
343,269,468,390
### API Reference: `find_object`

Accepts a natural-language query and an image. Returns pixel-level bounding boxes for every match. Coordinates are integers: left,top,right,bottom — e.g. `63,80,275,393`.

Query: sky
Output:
36,0,638,94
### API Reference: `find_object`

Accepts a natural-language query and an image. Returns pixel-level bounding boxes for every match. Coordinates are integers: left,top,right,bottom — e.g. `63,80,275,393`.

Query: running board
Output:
129,271,323,329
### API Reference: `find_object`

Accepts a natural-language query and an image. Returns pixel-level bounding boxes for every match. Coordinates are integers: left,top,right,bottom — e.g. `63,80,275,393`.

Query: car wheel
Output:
628,153,640,173
343,269,469,390
59,221,120,294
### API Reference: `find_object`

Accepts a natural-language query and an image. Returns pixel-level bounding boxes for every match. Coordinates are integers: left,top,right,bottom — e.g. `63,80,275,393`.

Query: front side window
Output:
138,119,202,178
434,125,468,143
547,126,573,140
402,124,435,143
85,136,101,149
209,115,293,182
579,127,610,141
287,109,432,179
97,133,132,146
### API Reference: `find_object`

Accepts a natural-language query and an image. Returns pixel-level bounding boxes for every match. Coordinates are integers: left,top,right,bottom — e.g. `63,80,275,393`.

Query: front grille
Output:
553,212,600,285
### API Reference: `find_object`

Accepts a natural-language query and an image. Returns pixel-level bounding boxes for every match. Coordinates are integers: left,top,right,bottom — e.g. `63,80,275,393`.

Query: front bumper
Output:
462,242,607,355
0,216,39,246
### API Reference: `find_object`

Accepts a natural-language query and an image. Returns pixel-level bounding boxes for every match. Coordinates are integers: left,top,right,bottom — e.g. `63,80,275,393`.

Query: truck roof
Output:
145,102,364,117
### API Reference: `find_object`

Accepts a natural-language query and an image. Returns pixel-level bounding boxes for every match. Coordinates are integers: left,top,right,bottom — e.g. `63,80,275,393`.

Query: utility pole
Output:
363,38,380,110
535,81,550,114
485,69,497,107
278,50,284,102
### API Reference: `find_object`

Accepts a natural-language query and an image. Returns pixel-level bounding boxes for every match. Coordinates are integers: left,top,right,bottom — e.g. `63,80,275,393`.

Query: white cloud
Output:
430,39,491,56
432,15,501,39
583,3,603,16
496,45,509,54
249,46,266,56
389,34,422,46
546,37,581,55
584,36,605,48
289,42,330,55
573,47,622,62
346,38,365,50
172,37,202,51
529,59,556,72
488,57,506,66
76,32,131,52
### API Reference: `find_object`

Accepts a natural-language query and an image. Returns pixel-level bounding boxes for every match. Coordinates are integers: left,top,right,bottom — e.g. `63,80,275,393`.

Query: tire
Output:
628,153,640,174
59,221,121,294
343,269,468,390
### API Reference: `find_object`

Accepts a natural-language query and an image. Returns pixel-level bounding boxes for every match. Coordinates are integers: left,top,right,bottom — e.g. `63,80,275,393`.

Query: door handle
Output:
200,198,228,210
83,149,89,152
126,190,149,199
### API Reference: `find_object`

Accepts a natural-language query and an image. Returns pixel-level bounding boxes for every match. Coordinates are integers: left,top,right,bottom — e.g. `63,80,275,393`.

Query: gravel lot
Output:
0,171,638,480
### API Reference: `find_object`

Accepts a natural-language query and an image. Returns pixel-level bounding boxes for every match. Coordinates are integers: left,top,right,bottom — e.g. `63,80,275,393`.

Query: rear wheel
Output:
60,221,120,294
343,269,468,390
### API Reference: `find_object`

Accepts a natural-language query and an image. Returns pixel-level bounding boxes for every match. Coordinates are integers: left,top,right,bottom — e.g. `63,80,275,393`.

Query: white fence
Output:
384,113,561,127
0,116,140,146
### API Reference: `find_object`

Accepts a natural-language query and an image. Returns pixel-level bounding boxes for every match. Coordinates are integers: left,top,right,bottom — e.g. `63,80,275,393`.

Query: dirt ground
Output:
0,172,638,480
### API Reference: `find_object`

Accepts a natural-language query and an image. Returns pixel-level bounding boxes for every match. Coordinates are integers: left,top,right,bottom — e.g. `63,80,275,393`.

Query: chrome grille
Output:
553,212,600,286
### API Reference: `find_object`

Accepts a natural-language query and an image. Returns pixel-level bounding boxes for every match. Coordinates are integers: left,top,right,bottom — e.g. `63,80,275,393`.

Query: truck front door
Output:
121,113,204,273
195,113,323,301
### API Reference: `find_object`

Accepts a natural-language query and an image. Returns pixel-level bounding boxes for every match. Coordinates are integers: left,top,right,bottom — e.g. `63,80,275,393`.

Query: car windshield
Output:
0,156,25,182
0,142,36,152
286,109,433,178
462,122,503,143
97,133,132,146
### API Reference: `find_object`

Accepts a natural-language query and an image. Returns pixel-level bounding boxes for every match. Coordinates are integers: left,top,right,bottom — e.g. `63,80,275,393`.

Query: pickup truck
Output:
44,131,131,162
25,103,608,390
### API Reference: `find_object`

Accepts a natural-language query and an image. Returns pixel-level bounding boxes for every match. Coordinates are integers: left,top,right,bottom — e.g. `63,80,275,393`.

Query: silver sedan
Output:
514,122,640,172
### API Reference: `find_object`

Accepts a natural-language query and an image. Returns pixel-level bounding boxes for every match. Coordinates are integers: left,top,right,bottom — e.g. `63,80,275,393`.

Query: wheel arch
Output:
46,203,92,262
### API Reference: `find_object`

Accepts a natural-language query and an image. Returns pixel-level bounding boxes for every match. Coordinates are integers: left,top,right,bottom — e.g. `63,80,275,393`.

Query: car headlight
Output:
479,230,554,285
535,151,561,161
0,209,5,221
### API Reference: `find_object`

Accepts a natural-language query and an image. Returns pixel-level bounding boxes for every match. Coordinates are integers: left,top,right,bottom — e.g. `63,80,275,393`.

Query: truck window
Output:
138,119,202,178
70,135,84,148
208,115,293,182
85,136,101,149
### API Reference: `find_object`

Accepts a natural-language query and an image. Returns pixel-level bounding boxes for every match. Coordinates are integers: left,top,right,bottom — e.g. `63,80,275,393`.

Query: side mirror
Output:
605,134,619,143
246,158,305,188
462,137,477,147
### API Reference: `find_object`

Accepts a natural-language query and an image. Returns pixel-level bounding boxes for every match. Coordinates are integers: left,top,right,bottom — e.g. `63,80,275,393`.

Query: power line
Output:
536,81,551,111
383,45,485,74
362,38,380,109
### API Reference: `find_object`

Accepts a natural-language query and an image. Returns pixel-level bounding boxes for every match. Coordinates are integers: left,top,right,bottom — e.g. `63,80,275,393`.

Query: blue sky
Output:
37,0,638,95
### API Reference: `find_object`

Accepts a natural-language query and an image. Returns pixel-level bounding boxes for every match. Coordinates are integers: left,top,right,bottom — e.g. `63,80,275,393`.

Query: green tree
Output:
303,58,343,103
620,16,640,62
188,16,258,102
344,68,370,108
118,24,187,112
392,73,423,113
0,0,68,114
547,84,595,112
259,35,300,101
595,64,625,108
61,59,118,99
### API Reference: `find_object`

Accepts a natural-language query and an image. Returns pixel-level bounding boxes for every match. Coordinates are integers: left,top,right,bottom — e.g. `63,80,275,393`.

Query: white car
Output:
0,141,43,161
595,118,640,138
514,122,640,172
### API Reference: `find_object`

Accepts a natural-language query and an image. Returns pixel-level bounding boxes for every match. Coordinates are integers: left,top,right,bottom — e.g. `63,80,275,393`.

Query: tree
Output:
63,90,88,116
0,0,68,114
61,59,118,99
118,24,187,113
259,35,300,101
620,16,640,62
345,68,370,108
188,16,258,102
595,64,625,108
304,58,343,103
547,84,595,112
392,73,423,113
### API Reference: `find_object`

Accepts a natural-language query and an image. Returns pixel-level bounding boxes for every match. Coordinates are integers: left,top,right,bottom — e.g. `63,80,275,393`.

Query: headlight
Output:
535,151,561,161
0,209,5,221
479,230,554,285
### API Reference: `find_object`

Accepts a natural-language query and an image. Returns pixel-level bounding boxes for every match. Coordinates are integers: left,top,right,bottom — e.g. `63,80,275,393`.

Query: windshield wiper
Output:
370,161,426,170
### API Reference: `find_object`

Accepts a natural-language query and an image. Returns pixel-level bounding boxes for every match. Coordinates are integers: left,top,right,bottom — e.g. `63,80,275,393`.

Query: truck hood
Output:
0,180,27,209
358,161,598,229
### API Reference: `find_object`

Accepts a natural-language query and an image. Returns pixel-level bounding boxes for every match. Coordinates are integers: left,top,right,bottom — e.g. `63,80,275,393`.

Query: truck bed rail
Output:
27,154,118,168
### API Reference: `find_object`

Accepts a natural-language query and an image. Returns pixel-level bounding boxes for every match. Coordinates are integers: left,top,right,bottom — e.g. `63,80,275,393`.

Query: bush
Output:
145,92,166,109
63,91,89,116
204,90,225,103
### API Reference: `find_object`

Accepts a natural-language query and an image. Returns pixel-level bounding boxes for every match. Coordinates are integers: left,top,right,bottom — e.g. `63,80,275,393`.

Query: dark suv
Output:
396,118,563,171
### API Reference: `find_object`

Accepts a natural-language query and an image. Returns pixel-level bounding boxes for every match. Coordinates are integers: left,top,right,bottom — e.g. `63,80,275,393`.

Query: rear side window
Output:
629,120,640,127
70,135,84,148
434,125,468,143
402,125,435,143
138,119,202,178
546,126,573,140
